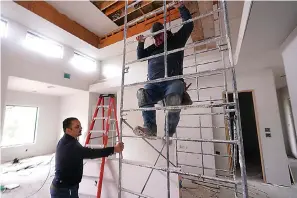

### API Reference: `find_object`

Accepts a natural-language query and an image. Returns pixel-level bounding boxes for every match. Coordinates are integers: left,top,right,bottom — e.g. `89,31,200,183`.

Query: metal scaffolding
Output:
117,0,248,197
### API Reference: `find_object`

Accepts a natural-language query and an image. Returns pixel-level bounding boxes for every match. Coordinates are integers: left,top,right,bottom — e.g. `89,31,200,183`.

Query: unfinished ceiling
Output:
12,0,219,50
91,1,172,26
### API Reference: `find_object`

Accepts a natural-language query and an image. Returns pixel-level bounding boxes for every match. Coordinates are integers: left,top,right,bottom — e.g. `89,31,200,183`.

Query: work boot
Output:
133,126,157,138
182,91,193,105
182,82,193,105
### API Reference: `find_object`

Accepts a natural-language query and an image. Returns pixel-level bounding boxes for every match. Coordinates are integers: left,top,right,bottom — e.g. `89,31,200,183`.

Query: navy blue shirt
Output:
137,5,194,80
52,134,114,188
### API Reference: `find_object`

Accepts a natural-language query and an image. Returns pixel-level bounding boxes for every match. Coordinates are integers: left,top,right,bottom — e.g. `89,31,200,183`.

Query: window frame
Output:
1,105,39,148
23,31,64,59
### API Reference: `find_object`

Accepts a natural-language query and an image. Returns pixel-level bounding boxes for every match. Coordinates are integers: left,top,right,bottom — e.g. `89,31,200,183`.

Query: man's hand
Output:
114,142,124,153
174,0,184,9
136,35,146,43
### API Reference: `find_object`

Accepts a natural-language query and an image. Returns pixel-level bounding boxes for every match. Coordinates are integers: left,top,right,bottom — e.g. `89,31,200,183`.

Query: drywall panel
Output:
1,90,60,162
281,26,297,142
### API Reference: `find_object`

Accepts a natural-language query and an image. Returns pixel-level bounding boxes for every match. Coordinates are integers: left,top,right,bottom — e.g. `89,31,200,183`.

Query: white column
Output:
281,26,297,136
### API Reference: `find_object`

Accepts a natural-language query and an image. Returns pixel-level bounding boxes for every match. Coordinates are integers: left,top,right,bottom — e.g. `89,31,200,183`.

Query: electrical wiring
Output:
24,154,55,198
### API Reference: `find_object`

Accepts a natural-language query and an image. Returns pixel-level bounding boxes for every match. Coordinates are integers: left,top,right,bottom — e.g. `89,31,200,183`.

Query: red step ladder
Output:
84,94,120,198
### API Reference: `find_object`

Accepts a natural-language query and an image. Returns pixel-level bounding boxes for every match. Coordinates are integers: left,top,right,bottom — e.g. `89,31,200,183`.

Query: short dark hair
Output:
63,117,78,132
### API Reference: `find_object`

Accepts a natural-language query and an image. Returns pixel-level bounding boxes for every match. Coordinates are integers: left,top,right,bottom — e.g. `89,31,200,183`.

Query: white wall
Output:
192,68,291,186
1,17,100,90
239,70,290,185
1,90,60,163
277,86,297,158
0,16,101,142
281,25,297,143
80,84,180,198
277,87,291,155
59,92,90,144
90,54,291,186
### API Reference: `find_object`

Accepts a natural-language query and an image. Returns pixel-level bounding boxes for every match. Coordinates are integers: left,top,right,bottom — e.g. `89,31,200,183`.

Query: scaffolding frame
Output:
117,0,248,197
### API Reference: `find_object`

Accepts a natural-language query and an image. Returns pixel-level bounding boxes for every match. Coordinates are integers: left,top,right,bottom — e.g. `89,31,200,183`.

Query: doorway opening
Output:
227,91,264,181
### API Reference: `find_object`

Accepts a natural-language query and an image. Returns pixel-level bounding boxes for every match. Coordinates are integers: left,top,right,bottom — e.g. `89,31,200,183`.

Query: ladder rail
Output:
97,98,113,198
84,95,120,198
85,97,102,145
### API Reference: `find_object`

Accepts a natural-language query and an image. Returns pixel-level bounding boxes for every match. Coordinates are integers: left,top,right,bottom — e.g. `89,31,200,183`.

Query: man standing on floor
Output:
133,1,194,139
50,117,124,198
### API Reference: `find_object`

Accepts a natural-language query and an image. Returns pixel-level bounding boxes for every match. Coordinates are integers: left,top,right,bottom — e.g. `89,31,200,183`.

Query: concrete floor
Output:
1,155,297,198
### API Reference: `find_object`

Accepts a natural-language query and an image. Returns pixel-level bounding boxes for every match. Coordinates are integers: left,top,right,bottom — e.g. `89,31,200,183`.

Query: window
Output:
0,19,8,38
1,105,38,147
70,52,97,73
23,32,64,58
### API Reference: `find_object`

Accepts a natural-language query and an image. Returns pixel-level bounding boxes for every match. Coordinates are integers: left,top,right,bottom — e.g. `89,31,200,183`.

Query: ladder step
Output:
94,117,116,121
86,144,104,148
97,105,110,108
90,130,116,133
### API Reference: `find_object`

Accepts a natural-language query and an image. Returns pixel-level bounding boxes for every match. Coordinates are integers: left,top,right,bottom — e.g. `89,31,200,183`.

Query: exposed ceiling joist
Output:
92,1,118,11
99,8,181,48
104,1,133,16
15,1,100,48
13,1,217,50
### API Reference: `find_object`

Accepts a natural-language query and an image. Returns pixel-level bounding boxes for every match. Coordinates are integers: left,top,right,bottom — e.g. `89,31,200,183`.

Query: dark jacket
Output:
52,134,114,188
137,6,194,80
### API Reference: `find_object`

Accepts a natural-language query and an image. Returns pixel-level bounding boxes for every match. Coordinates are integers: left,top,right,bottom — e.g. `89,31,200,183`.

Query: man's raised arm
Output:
174,3,194,46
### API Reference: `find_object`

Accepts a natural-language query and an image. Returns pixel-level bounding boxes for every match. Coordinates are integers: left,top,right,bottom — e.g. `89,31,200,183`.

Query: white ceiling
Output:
46,1,119,36
236,1,297,88
237,1,297,68
1,1,103,60
1,1,244,62
7,76,82,96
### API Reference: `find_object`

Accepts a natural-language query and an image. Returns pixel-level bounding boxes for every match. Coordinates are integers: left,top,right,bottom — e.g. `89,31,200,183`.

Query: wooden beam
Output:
104,1,126,16
93,1,118,11
99,8,181,48
15,1,100,48
113,0,153,22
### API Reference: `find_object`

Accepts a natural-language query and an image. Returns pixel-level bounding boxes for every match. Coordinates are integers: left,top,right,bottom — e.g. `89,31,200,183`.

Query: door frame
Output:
223,90,267,183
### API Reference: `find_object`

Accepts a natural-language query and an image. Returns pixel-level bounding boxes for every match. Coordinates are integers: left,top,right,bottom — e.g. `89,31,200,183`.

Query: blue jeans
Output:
50,183,79,198
142,80,184,136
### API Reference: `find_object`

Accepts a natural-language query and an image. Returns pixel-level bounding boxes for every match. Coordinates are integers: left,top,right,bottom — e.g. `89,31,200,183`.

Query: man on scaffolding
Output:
133,1,194,139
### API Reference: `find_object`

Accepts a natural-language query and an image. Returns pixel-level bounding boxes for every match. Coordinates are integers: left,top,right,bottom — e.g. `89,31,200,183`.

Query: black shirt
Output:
52,134,114,188
137,5,194,80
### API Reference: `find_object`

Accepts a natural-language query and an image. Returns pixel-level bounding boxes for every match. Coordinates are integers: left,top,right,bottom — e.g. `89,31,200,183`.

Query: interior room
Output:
1,1,297,198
